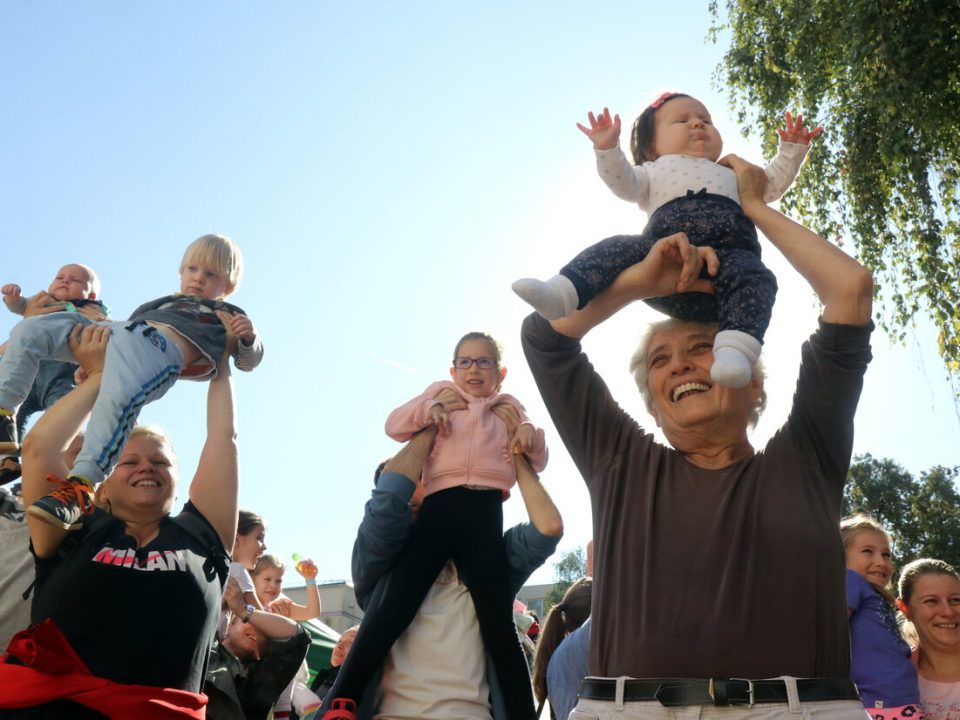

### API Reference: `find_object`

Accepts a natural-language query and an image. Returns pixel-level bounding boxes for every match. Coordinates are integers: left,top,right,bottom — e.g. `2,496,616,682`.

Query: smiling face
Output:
331,627,358,667
233,525,267,571
643,322,761,439
48,264,97,301
845,529,893,588
449,338,506,399
224,617,261,663
903,573,960,653
651,96,723,161
100,432,178,518
253,566,284,605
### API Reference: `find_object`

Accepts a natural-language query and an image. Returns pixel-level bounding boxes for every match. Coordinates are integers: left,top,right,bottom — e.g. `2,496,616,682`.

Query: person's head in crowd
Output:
252,553,285,606
331,625,359,668
97,426,177,521
450,331,507,398
532,576,593,705
841,514,895,600
526,609,541,642
898,558,960,652
629,318,767,433
47,263,100,302
233,509,267,570
222,615,263,664
179,233,243,300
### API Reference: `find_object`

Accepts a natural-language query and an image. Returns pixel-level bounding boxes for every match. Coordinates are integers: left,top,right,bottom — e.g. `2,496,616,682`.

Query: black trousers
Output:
335,485,536,719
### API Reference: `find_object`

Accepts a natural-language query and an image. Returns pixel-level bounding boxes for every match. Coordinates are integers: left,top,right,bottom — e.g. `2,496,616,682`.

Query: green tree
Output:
844,454,960,574
710,1,960,379
543,546,587,612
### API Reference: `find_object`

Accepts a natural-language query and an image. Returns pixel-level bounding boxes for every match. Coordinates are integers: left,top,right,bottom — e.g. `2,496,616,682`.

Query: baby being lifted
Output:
0,234,262,529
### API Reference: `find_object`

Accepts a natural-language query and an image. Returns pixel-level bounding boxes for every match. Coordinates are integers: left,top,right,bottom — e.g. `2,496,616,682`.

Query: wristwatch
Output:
241,604,255,622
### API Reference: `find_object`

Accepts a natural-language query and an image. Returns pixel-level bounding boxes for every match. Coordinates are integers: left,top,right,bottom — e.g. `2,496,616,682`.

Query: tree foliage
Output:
543,546,587,611
710,0,960,379
844,454,960,574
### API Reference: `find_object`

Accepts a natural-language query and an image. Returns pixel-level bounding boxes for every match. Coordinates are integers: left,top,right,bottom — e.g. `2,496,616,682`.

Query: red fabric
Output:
0,619,207,719
649,91,679,109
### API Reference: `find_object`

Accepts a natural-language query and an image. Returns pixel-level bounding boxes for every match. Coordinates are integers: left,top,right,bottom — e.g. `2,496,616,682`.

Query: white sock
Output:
511,275,579,320
710,329,762,388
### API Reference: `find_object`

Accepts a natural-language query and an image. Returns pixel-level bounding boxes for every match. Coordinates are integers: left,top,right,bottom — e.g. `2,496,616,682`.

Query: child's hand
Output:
776,111,823,146
427,402,449,432
512,422,541,455
2,284,21,305
231,313,257,345
295,558,319,580
267,597,294,617
215,310,241,356
576,107,621,151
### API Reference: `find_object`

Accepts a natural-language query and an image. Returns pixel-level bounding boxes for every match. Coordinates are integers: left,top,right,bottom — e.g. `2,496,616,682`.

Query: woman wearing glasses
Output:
320,332,548,720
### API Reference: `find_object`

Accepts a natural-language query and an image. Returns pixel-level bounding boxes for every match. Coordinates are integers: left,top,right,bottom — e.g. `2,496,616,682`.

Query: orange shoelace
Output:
44,475,96,516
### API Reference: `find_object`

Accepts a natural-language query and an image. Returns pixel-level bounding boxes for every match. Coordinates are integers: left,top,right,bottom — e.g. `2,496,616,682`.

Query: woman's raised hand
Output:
68,324,111,378
718,154,769,217
618,232,719,300
576,107,621,151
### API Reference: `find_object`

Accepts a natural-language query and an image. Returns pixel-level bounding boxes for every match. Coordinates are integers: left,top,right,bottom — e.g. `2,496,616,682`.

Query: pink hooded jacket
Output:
385,380,548,498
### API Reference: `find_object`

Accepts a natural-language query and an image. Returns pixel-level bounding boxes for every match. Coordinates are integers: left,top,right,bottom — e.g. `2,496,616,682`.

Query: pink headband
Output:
649,92,678,109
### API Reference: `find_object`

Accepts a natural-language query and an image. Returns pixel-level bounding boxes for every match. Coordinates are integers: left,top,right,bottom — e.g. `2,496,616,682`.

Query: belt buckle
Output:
709,678,755,708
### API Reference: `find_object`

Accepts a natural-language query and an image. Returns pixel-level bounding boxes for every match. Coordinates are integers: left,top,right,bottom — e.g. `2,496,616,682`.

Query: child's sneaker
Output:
0,413,18,455
27,475,95,531
321,698,357,720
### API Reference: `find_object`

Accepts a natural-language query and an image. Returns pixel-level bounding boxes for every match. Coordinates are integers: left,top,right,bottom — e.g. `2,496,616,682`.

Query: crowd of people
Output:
0,91,958,720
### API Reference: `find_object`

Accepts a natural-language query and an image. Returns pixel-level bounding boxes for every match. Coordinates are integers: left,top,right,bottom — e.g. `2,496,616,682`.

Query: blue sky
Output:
3,1,958,586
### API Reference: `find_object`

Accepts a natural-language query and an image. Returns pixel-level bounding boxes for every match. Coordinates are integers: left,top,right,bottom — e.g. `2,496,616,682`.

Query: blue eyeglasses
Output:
453,356,497,370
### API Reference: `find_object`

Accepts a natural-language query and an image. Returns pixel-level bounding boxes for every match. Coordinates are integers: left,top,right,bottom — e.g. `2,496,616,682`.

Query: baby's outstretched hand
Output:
576,107,621,151
776,111,823,146
1,284,21,302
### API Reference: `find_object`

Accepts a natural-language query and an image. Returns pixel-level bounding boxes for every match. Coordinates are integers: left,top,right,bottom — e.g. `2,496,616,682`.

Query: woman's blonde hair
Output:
180,233,243,297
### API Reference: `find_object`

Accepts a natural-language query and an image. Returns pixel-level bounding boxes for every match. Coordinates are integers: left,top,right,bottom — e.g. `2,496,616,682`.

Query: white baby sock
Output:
511,275,579,321
710,329,762,388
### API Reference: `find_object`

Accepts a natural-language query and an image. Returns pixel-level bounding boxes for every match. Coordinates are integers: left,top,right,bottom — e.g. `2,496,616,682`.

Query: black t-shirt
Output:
32,502,229,692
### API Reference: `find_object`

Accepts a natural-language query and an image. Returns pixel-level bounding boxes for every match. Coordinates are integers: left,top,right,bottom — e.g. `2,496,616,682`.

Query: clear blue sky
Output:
3,1,958,586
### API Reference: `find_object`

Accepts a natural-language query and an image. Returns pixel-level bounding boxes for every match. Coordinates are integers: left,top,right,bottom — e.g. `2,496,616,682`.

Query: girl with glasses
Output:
321,331,548,720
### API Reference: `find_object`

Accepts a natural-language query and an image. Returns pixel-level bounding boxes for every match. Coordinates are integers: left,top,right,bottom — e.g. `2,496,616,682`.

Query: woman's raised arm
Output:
188,358,239,552
721,153,873,325
22,324,108,557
